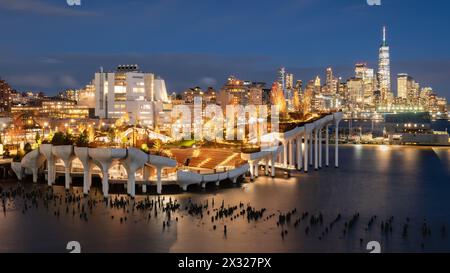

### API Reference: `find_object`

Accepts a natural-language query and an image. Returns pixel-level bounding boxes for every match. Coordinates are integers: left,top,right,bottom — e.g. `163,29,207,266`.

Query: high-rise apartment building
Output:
218,76,248,109
218,76,265,109
0,78,12,113
183,87,203,104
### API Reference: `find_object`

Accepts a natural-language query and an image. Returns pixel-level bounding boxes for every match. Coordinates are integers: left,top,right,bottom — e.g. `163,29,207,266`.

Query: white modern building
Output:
94,65,170,127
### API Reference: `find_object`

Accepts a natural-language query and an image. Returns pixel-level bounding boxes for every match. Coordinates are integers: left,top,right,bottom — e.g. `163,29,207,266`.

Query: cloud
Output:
394,59,450,95
2,52,450,100
6,74,54,89
4,74,79,91
0,0,96,16
34,52,276,92
59,75,79,87
41,57,62,64
199,77,217,87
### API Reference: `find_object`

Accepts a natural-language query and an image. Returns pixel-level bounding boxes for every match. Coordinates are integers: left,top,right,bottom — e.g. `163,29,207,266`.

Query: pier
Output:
9,113,343,197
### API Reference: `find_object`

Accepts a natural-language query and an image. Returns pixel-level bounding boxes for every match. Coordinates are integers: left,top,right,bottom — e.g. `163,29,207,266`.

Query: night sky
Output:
1,0,450,98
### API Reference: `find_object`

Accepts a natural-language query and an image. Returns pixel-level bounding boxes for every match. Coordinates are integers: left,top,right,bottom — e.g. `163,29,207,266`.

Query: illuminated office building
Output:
218,76,248,109
77,82,96,108
377,26,392,103
278,67,286,95
285,73,294,90
10,99,89,120
347,77,364,104
204,87,217,105
397,73,421,106
247,82,264,106
355,63,376,104
218,77,264,107
397,73,414,99
325,67,338,95
0,79,12,113
183,87,203,104
41,100,89,119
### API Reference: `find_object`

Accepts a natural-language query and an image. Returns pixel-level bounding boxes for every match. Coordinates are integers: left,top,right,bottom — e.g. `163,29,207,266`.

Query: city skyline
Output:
1,0,450,99
1,0,450,257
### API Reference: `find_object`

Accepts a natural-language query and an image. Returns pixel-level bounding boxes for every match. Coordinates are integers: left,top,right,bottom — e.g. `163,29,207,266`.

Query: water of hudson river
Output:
0,145,449,253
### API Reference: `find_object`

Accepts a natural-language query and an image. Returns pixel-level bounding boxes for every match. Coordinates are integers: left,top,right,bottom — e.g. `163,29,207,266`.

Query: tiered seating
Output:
169,148,244,171
170,149,194,166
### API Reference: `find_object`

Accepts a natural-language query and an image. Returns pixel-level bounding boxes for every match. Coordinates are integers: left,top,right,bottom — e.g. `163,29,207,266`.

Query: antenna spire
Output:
383,26,387,45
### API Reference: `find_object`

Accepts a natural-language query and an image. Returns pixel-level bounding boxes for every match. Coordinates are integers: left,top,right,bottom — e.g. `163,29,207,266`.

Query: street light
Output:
42,123,47,139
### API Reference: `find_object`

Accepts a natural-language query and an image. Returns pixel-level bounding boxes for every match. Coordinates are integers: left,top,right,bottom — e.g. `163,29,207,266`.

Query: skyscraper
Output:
0,78,12,113
355,63,376,103
278,67,295,111
218,76,265,110
325,67,338,95
347,77,364,104
278,67,286,96
285,73,294,90
397,73,420,102
314,76,321,88
397,73,413,99
311,76,324,111
377,26,392,104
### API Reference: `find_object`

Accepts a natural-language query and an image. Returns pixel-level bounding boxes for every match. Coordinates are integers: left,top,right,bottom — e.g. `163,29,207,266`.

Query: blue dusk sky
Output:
0,0,450,98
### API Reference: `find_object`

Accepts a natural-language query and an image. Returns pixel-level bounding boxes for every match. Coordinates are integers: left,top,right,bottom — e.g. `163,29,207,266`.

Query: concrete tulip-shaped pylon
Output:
121,148,148,198
52,145,75,190
39,144,55,186
89,147,127,198
74,146,95,195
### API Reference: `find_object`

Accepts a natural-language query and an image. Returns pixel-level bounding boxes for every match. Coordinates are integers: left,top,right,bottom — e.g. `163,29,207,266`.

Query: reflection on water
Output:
0,145,449,253
340,120,449,137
